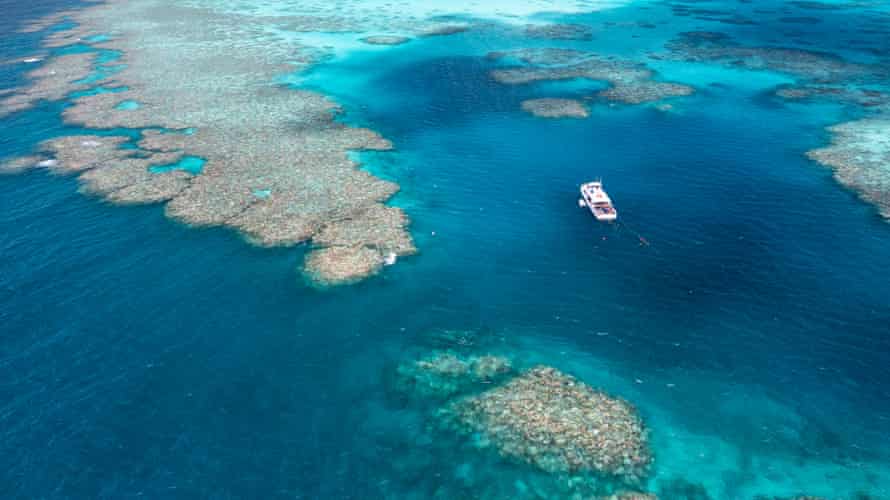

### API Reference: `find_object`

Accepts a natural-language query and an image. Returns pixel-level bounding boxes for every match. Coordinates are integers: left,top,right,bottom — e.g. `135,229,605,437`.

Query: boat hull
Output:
579,181,618,222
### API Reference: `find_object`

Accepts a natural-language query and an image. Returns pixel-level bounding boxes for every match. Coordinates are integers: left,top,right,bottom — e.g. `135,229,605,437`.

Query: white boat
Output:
578,180,617,221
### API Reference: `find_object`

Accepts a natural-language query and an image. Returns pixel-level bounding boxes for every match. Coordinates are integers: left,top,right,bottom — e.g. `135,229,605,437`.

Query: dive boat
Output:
578,181,617,221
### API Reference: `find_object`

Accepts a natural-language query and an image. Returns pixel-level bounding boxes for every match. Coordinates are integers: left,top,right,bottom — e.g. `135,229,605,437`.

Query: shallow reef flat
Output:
190,0,631,25
396,351,514,398
663,31,883,84
521,97,590,118
0,155,45,175
807,119,890,220
490,48,694,107
775,85,890,108
1,0,432,285
523,23,594,41
0,52,100,116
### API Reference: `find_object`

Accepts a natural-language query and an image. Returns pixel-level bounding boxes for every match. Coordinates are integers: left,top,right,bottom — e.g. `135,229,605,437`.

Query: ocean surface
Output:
2,0,890,498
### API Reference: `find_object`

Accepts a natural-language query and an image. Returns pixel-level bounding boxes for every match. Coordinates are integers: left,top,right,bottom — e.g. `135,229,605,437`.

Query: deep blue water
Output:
2,0,890,498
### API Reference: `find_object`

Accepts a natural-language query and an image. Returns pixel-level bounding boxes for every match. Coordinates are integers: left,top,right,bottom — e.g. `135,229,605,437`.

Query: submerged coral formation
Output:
361,35,411,46
386,342,656,498
38,135,131,174
0,156,42,175
664,31,880,83
490,48,694,105
807,119,890,220
754,496,827,500
396,351,513,398
13,134,197,204
776,85,890,108
445,366,651,480
602,492,658,500
521,98,589,118
305,204,417,285
657,477,712,500
524,23,593,41
417,23,471,37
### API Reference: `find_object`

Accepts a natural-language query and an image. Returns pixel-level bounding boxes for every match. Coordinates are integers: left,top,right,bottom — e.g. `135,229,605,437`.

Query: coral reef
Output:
303,245,386,285
396,351,513,398
0,53,99,116
807,118,890,220
599,81,694,105
16,8,83,33
3,0,416,284
305,204,417,285
361,35,411,46
754,496,827,500
444,366,651,480
6,134,197,205
0,156,42,175
490,48,693,105
521,98,589,118
384,343,654,498
601,492,658,500
38,135,131,174
775,85,889,108
524,23,593,41
664,31,880,83
418,23,470,37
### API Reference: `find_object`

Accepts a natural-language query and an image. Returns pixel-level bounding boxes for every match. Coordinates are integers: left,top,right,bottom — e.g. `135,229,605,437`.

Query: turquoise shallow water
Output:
149,156,206,175
2,0,890,498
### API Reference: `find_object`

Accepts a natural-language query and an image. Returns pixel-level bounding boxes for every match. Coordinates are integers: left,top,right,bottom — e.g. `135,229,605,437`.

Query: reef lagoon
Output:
2,0,890,498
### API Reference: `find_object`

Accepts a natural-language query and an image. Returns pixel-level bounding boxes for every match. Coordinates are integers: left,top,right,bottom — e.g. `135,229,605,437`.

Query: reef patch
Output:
396,351,513,398
775,85,889,108
304,204,417,286
490,48,694,105
361,35,411,46
0,52,99,116
443,365,652,480
664,31,880,83
807,119,890,220
418,23,471,37
524,23,594,41
0,156,43,175
521,97,590,118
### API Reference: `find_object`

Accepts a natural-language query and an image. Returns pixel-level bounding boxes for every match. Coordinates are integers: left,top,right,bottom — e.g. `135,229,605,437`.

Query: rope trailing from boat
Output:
614,220,651,247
